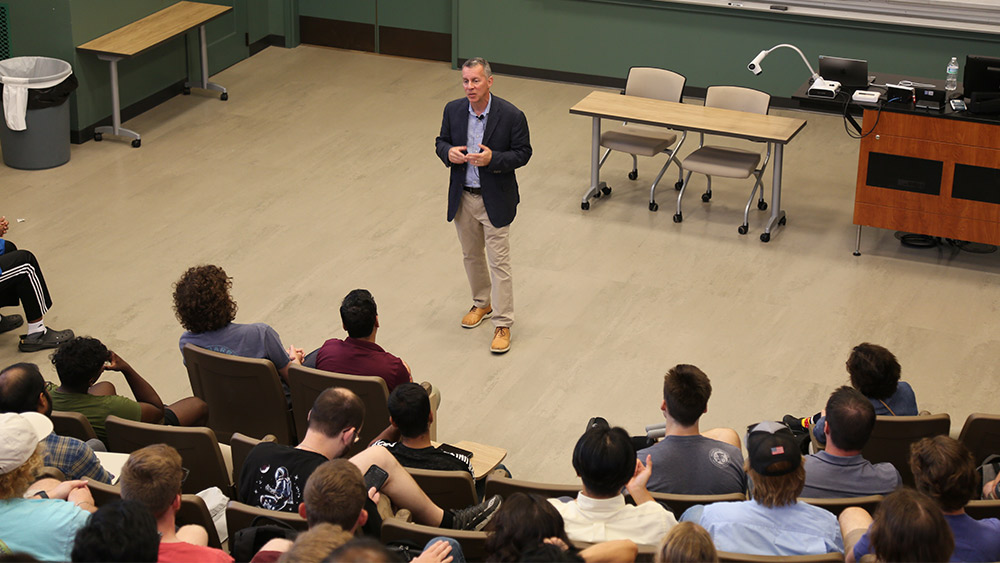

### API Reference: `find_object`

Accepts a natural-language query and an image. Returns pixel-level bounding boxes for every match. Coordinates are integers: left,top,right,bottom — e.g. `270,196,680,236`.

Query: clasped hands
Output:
447,144,492,167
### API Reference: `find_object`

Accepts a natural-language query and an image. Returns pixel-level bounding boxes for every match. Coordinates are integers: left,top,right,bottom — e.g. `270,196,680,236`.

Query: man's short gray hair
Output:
462,57,492,77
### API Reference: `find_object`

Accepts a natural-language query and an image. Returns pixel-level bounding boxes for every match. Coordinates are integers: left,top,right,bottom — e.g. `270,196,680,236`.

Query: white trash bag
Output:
0,57,73,131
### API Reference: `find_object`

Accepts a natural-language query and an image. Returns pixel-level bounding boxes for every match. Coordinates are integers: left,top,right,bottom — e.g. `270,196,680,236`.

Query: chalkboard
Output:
654,0,1000,34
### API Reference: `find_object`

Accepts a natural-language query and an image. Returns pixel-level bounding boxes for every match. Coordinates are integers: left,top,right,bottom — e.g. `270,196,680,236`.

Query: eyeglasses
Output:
345,427,361,444
181,467,190,484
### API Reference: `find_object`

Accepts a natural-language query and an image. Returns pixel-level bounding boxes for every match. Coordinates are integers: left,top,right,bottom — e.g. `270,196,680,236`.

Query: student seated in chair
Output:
549,422,677,547
845,436,1000,563
800,386,901,498
681,421,843,557
638,364,745,495
374,382,509,498
0,412,97,561
253,461,461,562
48,336,208,443
0,361,114,483
173,264,304,402
312,289,441,422
120,443,233,563
239,387,501,533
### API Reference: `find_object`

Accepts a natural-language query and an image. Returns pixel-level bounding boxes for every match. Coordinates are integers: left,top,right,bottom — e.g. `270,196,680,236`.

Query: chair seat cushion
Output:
600,124,677,157
682,145,761,178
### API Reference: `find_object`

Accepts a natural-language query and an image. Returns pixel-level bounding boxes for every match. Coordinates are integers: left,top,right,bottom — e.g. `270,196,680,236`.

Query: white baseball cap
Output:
0,412,53,474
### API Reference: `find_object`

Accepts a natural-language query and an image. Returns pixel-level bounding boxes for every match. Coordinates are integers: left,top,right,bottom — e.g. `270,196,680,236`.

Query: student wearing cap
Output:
680,421,843,556
0,411,97,561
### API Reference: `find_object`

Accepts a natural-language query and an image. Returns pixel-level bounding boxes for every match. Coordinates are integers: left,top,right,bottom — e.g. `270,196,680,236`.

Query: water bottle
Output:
946,57,959,92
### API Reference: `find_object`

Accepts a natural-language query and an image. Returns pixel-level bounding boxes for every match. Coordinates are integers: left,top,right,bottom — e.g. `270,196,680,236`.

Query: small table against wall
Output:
77,1,232,148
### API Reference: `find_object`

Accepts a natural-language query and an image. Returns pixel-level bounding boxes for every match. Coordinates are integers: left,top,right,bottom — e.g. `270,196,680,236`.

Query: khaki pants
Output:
454,191,513,328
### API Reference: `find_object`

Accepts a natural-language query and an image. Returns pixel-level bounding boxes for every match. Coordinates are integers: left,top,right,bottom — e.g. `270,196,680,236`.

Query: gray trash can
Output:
0,57,75,170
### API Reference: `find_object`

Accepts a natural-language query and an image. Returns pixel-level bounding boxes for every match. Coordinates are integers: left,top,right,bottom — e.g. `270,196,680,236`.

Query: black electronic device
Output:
819,55,870,90
437,443,474,459
886,83,914,104
969,92,1000,115
950,98,967,111
915,87,945,110
964,55,1000,98
363,464,389,492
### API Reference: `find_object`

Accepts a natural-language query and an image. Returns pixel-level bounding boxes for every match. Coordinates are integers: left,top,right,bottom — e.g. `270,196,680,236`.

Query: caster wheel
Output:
738,225,748,235
182,87,191,95
760,232,771,243
701,192,712,202
649,202,659,212
853,251,861,257
593,190,601,199
628,170,638,180
131,139,141,148
220,92,229,101
757,200,768,210
94,132,103,142
778,216,787,226
581,201,590,210
674,181,684,191
673,213,683,223
601,186,612,195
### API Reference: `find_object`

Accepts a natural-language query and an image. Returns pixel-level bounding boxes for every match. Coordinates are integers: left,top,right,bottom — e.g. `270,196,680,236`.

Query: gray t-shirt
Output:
800,450,900,498
638,435,747,495
179,322,290,369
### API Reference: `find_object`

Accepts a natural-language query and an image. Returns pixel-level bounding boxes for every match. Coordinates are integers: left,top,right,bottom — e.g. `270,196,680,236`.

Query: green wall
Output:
453,0,1000,96
7,0,998,136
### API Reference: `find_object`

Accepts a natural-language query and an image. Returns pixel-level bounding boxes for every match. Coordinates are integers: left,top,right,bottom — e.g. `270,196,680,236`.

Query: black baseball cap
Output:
746,420,802,476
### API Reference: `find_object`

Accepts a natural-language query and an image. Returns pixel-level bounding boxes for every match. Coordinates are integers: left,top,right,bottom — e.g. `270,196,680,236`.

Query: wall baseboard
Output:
250,34,285,57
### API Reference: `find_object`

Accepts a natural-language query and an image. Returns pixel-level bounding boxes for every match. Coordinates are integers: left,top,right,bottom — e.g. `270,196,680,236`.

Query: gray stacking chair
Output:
674,85,772,234
600,66,687,211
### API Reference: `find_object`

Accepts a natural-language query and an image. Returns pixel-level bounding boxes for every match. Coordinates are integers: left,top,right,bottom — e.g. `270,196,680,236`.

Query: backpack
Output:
230,515,300,562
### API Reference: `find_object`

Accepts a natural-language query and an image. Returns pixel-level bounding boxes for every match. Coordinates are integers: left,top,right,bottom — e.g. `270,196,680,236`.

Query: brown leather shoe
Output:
491,327,511,354
461,305,492,328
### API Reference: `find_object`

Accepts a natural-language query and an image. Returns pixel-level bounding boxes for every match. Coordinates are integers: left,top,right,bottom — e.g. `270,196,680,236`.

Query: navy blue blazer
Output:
435,94,532,228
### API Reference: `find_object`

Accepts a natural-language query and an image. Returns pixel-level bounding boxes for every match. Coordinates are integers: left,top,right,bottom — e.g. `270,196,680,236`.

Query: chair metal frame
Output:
674,85,772,234
593,66,688,211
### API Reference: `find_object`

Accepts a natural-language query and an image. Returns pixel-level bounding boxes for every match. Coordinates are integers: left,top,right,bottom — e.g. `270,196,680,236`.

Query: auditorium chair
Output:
50,410,99,443
860,414,950,486
225,500,308,542
405,467,478,509
286,363,393,457
230,432,277,500
183,343,296,444
104,415,232,496
800,495,882,517
958,412,1000,465
381,518,488,561
717,551,844,562
88,479,223,548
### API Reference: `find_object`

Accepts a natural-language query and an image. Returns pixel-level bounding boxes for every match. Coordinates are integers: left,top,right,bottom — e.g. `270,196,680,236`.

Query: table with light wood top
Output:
570,90,807,241
432,440,508,480
77,1,232,147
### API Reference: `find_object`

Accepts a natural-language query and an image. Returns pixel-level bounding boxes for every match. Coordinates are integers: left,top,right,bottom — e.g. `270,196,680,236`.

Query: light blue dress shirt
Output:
681,500,843,556
464,94,491,188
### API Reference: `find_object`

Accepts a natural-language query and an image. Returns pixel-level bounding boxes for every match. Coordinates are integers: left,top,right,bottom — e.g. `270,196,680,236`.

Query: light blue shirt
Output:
463,94,491,188
0,498,91,560
681,500,843,556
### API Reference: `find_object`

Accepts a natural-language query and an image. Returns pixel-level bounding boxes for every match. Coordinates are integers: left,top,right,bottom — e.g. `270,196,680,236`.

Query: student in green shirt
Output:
49,336,207,442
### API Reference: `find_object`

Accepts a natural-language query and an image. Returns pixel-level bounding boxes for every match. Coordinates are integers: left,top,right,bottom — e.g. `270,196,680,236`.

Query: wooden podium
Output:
854,107,1000,252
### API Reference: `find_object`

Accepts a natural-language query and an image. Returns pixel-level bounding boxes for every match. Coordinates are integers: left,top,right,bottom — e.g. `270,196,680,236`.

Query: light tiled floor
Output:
2,46,998,484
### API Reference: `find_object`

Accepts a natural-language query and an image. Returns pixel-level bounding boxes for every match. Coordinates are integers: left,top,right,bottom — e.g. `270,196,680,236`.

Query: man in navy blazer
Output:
435,58,531,354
